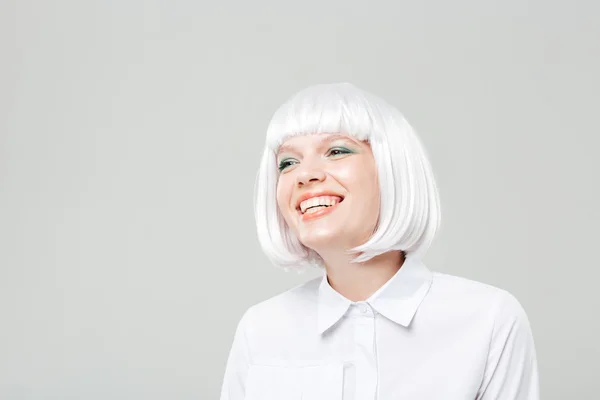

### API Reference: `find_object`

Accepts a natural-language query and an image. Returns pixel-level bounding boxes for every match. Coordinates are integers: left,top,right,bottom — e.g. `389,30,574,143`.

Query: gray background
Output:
1,1,599,399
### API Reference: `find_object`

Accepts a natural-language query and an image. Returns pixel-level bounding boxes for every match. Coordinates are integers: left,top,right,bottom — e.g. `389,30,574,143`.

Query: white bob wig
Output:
254,83,441,271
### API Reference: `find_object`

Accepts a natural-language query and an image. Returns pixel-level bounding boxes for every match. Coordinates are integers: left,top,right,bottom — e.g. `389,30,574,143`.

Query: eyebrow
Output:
277,134,357,157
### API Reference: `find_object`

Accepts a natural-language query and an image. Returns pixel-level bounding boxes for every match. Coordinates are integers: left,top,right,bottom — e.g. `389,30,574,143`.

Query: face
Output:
275,133,380,252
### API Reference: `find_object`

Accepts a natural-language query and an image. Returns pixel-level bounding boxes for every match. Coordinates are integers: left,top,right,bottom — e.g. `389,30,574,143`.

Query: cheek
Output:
275,177,293,217
336,161,377,191
337,160,380,210
369,169,381,204
275,184,284,212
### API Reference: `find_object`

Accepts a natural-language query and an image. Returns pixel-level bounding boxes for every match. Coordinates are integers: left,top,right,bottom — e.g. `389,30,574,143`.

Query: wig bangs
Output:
265,83,386,152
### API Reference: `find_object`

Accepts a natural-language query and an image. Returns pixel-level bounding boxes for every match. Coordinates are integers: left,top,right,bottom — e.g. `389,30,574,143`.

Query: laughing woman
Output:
219,83,539,400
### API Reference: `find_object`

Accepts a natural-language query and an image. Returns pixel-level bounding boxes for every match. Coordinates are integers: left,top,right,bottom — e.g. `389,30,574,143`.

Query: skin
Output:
276,133,405,302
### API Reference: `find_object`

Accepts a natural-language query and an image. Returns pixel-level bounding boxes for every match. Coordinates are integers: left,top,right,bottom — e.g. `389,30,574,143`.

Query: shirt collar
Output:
317,255,433,334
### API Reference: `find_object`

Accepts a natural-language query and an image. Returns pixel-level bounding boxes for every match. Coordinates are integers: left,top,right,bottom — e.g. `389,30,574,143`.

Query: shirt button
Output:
359,304,368,313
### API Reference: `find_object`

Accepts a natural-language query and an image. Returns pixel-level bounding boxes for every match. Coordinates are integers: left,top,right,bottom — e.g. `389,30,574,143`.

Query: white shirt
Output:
220,256,539,400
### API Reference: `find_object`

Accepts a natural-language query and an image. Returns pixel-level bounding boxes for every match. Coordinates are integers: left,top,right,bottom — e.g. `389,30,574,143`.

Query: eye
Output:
327,147,352,157
278,158,298,172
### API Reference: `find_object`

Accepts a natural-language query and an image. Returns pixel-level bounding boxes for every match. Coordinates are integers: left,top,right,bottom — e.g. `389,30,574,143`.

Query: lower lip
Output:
300,202,342,222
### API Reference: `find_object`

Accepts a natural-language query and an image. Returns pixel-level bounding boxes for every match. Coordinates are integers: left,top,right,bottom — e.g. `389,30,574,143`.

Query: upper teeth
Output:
299,196,342,214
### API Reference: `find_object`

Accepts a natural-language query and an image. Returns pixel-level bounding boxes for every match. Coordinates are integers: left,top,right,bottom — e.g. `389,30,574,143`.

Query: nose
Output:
296,168,326,187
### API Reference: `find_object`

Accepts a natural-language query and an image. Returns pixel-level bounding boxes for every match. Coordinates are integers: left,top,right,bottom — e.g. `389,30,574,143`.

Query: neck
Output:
318,248,406,302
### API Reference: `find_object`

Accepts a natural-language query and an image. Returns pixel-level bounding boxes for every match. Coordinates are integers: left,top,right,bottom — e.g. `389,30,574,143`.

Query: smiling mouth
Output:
297,197,344,221
303,202,340,215
301,202,342,221
297,196,344,215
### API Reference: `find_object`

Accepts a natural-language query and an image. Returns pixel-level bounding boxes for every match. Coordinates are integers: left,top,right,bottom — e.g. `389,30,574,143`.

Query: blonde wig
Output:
254,83,441,270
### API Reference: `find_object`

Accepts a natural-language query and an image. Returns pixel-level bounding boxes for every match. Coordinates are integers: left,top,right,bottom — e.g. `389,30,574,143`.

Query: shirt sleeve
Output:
219,308,252,400
477,291,540,400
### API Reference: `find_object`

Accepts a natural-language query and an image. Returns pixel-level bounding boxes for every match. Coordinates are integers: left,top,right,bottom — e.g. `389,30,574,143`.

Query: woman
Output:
220,83,539,399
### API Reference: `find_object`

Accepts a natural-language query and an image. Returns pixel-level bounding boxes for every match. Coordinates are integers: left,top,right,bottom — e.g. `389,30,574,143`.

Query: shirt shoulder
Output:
243,275,322,330
430,271,513,304
425,271,531,330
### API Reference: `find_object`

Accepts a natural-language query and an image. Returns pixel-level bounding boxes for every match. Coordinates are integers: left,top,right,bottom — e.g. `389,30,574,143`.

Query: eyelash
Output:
278,147,353,172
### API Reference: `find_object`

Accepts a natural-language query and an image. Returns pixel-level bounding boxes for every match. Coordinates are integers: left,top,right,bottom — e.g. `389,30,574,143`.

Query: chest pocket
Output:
244,363,344,400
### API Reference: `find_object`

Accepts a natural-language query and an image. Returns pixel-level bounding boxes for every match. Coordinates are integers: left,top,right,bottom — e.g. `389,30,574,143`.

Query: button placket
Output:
352,303,377,400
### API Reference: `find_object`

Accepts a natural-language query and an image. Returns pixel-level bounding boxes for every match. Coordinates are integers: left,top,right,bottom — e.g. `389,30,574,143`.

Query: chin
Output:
298,228,346,250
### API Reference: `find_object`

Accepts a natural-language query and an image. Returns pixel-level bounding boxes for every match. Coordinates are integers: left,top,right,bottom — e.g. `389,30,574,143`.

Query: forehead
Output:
276,133,362,155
